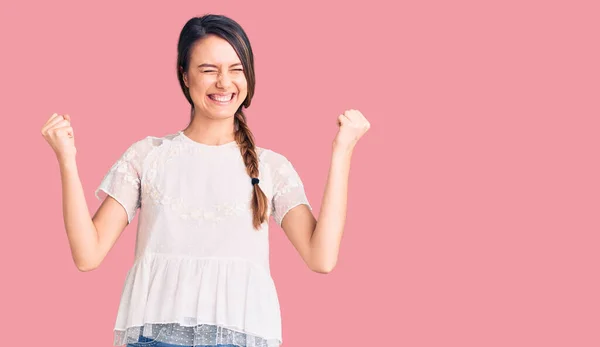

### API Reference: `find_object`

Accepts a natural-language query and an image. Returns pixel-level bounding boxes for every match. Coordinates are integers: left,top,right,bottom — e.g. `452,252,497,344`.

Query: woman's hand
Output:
41,113,76,162
333,109,371,150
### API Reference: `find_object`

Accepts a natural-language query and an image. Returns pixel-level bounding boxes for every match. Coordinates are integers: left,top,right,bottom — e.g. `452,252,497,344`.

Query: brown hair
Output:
176,14,269,230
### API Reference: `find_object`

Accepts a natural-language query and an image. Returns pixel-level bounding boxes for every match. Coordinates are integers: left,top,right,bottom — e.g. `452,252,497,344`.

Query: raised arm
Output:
42,113,131,271
60,158,130,271
278,109,370,273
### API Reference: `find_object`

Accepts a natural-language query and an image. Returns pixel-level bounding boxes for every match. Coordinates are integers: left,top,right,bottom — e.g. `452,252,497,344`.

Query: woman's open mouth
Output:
208,93,236,105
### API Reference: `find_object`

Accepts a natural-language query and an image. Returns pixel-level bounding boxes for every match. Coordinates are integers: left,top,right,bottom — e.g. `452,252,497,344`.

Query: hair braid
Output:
234,111,269,229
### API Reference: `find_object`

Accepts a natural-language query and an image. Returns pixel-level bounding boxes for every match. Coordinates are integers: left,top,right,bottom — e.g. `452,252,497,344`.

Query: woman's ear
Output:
180,66,189,88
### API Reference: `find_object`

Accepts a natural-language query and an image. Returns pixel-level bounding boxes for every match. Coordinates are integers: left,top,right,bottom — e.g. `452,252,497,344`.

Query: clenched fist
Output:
41,113,76,162
334,109,371,150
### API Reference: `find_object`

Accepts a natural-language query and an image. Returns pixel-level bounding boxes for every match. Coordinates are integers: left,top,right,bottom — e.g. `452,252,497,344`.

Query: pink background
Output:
1,0,599,346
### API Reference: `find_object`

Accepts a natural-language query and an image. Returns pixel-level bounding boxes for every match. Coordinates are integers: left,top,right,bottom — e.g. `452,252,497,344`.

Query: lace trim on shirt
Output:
140,142,253,225
116,323,279,347
95,143,142,223
270,157,312,226
141,177,251,225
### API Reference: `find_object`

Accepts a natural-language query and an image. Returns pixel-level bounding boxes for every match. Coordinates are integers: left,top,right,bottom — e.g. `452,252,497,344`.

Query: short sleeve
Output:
270,153,312,227
95,141,144,224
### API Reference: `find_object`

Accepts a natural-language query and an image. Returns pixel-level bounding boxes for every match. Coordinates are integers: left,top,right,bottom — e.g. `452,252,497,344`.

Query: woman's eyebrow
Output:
198,63,243,68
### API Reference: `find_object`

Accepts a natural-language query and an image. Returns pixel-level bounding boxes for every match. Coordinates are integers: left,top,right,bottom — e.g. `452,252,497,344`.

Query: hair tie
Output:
251,177,260,186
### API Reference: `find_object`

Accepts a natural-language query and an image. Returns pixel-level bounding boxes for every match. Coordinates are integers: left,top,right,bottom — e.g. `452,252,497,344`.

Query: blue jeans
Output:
127,335,240,347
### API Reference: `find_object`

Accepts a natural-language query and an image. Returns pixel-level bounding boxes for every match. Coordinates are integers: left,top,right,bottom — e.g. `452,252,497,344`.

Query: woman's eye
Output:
202,69,242,73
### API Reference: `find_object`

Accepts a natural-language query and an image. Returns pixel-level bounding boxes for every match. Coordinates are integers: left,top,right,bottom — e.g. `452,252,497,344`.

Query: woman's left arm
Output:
281,109,370,273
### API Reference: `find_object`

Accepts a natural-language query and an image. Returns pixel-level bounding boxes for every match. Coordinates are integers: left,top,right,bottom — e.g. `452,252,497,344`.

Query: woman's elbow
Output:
74,258,100,272
310,260,337,274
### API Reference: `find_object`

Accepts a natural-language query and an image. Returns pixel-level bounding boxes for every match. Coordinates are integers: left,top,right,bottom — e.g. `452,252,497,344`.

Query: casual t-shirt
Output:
95,131,312,347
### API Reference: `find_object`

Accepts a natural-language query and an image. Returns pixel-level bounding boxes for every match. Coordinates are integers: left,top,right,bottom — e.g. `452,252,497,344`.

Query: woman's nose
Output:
216,72,232,88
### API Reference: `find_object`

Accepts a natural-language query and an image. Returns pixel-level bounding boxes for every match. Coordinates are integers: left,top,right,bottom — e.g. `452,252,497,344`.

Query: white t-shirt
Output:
95,130,312,347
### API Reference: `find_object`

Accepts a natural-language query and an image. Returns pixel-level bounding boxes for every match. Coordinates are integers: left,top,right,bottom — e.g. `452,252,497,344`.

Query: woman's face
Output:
182,34,248,120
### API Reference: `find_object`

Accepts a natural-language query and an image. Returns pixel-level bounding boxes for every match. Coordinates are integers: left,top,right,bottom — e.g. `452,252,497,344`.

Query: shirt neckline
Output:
177,130,239,149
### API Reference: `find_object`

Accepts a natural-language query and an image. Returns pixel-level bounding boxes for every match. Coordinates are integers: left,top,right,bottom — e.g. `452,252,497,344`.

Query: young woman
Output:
41,14,370,347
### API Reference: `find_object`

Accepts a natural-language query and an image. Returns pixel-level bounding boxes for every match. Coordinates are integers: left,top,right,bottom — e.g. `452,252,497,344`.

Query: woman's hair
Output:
176,14,269,230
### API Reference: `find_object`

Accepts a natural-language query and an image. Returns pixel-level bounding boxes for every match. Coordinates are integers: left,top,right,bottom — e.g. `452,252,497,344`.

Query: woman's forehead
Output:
191,36,241,65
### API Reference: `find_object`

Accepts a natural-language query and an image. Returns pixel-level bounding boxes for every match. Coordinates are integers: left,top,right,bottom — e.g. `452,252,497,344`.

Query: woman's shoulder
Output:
256,146,283,163
130,132,179,149
256,145,297,172
121,132,180,161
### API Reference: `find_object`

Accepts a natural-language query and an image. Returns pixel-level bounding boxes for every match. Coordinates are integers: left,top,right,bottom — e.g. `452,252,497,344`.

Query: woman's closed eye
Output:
202,69,243,73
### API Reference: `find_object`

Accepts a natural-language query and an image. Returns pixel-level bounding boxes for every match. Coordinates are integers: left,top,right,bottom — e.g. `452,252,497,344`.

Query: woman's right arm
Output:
43,113,129,271
60,158,129,271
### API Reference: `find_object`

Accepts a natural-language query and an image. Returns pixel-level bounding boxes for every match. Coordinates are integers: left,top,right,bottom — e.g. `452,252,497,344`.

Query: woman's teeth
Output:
209,94,234,102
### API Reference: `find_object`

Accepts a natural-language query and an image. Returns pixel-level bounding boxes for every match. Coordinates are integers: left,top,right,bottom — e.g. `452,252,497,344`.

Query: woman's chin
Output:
193,104,240,119
206,109,238,120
